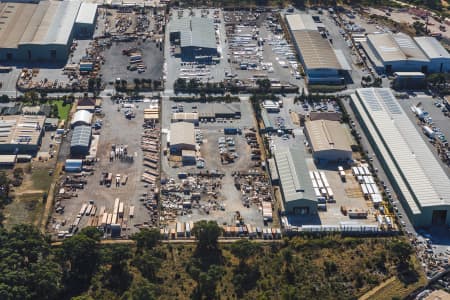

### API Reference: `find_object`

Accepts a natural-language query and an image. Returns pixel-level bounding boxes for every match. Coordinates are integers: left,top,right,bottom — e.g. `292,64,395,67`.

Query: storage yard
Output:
49,96,161,238
160,98,277,237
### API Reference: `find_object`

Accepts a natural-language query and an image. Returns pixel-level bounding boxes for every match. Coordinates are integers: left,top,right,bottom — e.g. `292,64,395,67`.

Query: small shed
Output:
65,159,83,172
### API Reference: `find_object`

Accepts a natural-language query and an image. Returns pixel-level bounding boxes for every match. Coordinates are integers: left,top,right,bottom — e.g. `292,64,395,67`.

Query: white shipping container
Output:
317,179,324,189
352,167,359,176
321,175,330,188
326,187,334,199
363,166,370,176
313,171,321,181
309,171,315,180
311,178,318,188
358,167,365,176
366,184,374,194
361,184,368,195
314,188,321,197
371,184,380,194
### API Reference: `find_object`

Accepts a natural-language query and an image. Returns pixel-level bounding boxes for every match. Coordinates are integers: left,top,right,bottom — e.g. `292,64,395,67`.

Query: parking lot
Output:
397,95,450,172
160,98,272,231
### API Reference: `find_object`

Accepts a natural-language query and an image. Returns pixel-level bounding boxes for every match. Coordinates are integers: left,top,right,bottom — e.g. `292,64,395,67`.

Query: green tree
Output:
61,233,99,291
0,225,62,300
192,220,222,253
122,278,157,300
230,239,260,266
131,228,160,252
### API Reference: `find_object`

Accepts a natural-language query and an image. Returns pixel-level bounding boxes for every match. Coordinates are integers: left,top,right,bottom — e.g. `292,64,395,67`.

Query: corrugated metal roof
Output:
76,2,97,25
414,36,450,60
367,33,429,63
305,119,352,153
285,14,317,31
170,122,195,146
71,125,91,148
0,1,80,48
274,145,315,203
291,30,341,70
71,110,92,126
170,17,216,50
354,88,450,209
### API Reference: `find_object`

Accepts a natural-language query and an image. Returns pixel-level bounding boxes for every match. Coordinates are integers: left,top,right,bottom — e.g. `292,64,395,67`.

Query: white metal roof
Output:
76,2,97,25
354,88,450,209
71,110,92,126
367,33,429,63
414,36,450,60
285,14,317,31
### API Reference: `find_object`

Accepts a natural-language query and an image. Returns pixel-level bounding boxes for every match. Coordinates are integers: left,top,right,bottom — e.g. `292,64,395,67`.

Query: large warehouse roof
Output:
285,14,317,31
291,30,341,70
71,110,93,127
170,122,195,146
274,145,315,203
71,125,91,148
0,1,80,48
0,115,45,146
170,17,216,49
367,33,428,63
414,36,450,60
353,88,450,210
76,2,97,25
305,119,352,152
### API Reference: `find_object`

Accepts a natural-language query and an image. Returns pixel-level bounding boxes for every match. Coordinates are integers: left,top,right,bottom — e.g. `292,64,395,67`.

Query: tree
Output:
0,225,62,300
230,239,260,266
123,278,157,300
192,220,222,253
79,226,102,241
131,228,160,252
61,233,99,291
132,251,162,281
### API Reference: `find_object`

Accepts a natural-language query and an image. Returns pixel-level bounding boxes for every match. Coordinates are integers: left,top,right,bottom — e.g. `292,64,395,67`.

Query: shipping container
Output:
319,172,330,188
176,222,185,238
185,222,191,237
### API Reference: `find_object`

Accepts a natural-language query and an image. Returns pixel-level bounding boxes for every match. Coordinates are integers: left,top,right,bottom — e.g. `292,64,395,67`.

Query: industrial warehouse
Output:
285,14,351,84
351,88,450,227
169,16,218,61
274,144,316,215
0,0,92,62
169,122,195,156
0,115,45,155
362,33,450,74
304,119,354,163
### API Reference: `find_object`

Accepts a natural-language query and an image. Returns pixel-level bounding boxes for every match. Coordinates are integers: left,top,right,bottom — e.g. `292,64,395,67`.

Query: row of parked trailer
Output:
309,171,334,211
352,165,383,206
161,222,282,239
